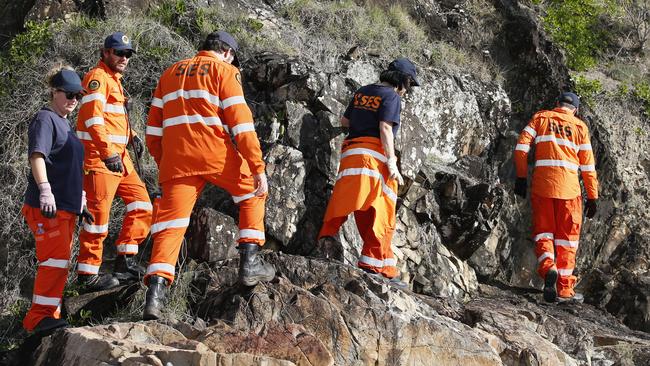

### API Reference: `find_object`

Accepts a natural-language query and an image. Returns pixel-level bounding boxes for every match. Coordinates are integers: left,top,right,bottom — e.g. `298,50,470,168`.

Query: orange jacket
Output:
514,107,598,199
77,60,135,176
146,51,264,183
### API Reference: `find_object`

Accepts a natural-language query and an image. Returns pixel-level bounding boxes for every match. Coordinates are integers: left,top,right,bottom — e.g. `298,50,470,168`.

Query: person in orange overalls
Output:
318,58,419,287
76,32,152,291
142,31,274,320
22,66,93,333
514,92,599,303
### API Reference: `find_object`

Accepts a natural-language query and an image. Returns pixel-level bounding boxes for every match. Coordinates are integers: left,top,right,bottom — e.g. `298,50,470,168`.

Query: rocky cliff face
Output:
2,0,650,365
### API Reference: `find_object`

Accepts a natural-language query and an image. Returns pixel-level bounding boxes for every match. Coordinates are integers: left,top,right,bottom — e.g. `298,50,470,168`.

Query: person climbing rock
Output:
514,92,599,303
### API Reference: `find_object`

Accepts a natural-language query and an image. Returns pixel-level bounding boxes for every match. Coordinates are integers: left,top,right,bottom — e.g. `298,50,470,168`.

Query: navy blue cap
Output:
51,69,83,93
207,30,238,52
388,57,420,86
104,32,135,52
558,92,580,108
206,31,239,67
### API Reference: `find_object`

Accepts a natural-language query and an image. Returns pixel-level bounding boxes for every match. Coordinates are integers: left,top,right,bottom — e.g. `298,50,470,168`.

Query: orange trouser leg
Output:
206,154,266,245
554,196,582,298
355,206,398,278
77,171,120,275
531,194,557,280
114,170,152,255
145,176,205,285
21,205,75,331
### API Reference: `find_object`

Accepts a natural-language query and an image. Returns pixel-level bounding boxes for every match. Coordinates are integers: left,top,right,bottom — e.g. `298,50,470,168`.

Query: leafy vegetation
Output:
537,0,610,71
573,74,603,103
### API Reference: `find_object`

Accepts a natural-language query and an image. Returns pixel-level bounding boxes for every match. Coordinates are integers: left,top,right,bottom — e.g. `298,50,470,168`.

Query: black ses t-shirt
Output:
344,84,401,139
24,107,84,214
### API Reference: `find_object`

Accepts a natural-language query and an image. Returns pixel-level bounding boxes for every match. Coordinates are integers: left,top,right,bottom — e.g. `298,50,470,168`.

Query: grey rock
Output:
186,208,239,263
264,144,306,244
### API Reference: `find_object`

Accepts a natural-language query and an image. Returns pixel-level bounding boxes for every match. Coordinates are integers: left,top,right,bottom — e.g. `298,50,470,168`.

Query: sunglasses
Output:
113,49,133,59
57,90,83,101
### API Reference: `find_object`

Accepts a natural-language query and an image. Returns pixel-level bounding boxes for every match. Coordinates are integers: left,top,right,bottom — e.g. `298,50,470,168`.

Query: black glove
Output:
514,177,527,198
79,205,95,225
585,199,597,218
131,135,145,159
103,153,124,173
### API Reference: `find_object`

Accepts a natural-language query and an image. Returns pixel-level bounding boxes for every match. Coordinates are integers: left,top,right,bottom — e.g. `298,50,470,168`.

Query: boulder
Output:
186,208,239,263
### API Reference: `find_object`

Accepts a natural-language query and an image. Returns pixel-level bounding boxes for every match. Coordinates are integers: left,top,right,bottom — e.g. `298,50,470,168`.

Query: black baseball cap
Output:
104,32,136,52
205,30,240,67
558,92,580,109
388,57,420,86
51,69,83,93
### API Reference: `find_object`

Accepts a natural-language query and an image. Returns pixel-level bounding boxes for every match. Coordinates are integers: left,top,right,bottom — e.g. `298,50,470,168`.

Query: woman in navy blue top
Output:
21,66,93,333
318,58,419,286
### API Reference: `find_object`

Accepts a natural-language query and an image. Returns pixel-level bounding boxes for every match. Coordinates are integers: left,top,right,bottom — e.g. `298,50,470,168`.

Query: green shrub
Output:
540,0,609,70
633,80,650,115
573,74,603,104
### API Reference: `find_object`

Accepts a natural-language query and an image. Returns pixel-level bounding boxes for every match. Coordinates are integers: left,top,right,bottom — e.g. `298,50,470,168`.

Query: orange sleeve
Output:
577,126,598,199
219,68,265,175
146,81,164,167
514,116,538,178
78,73,114,159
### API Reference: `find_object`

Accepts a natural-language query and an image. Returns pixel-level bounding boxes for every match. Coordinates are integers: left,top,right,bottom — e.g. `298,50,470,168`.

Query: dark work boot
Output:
543,269,558,303
114,255,146,282
238,243,275,287
143,275,169,320
33,317,69,334
78,273,120,292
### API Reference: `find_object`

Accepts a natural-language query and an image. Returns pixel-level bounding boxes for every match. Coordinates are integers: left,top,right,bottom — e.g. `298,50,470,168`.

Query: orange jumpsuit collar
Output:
97,59,123,80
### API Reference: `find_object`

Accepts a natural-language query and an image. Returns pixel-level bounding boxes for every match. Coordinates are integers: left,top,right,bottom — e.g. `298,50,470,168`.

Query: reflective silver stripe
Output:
162,114,224,129
555,239,578,248
537,252,554,264
109,135,128,144
151,218,190,234
534,232,554,242
534,135,579,151
523,126,537,138
81,93,106,105
103,103,125,114
231,123,256,137
557,268,574,276
578,144,592,151
40,258,69,268
146,126,163,136
162,89,220,107
146,262,175,276
83,223,108,234
359,255,397,268
151,97,163,108
126,201,153,212
233,193,255,204
33,294,60,307
515,144,530,153
76,131,128,144
116,244,139,254
221,96,246,109
341,148,388,163
76,131,91,140
84,117,105,128
239,229,265,240
336,168,397,203
535,159,579,171
580,165,596,171
77,263,100,274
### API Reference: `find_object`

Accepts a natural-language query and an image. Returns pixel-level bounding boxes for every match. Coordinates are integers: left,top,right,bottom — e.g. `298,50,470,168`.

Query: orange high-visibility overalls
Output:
144,51,266,284
76,60,152,275
319,136,400,279
514,107,599,297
